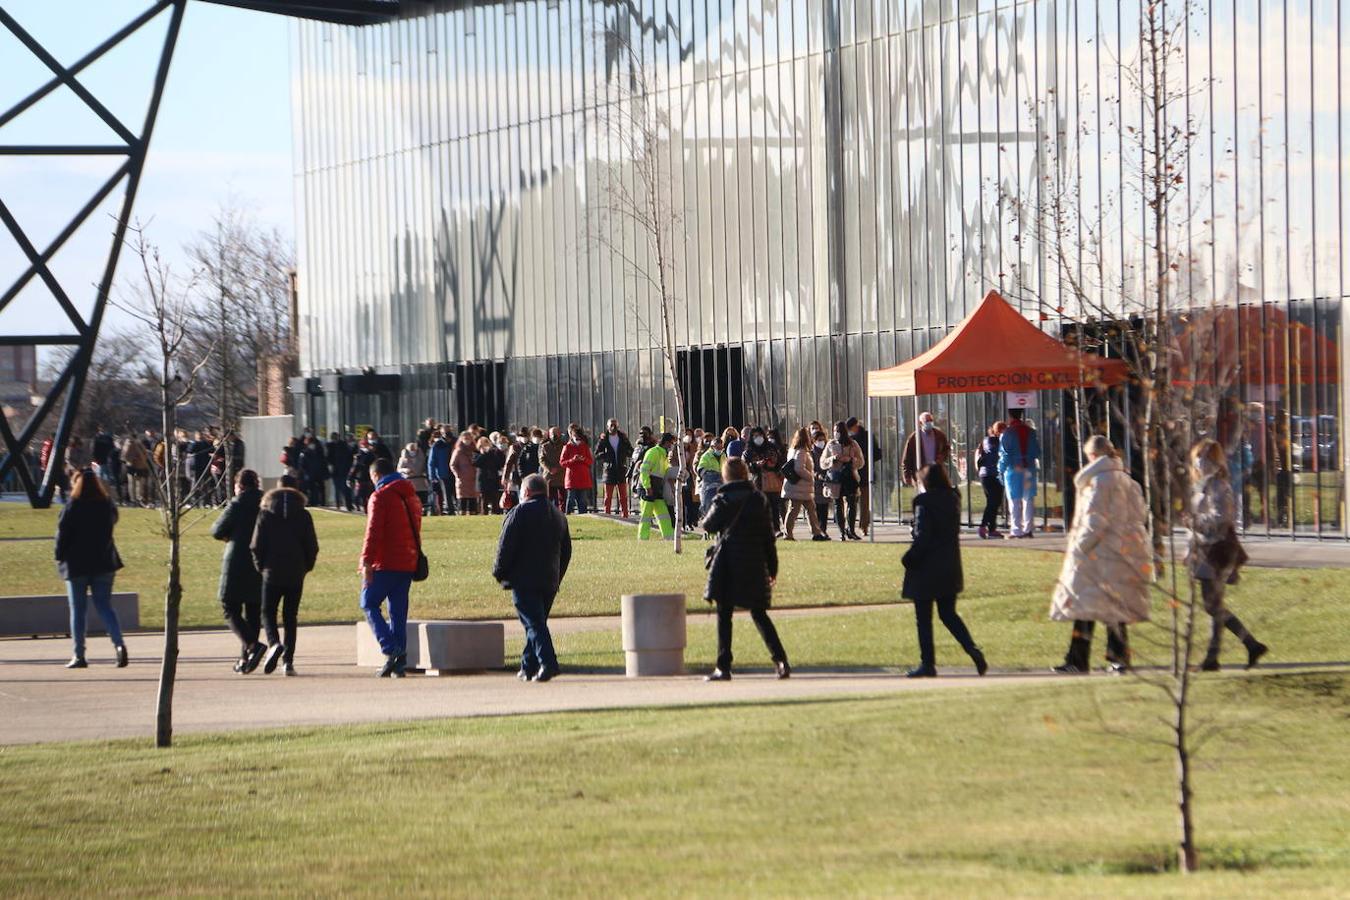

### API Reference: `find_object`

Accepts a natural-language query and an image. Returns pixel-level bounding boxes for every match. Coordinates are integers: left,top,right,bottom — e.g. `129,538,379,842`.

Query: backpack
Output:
516,443,540,482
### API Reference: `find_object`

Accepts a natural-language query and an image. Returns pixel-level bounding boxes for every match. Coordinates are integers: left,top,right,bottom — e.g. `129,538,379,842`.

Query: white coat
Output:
1050,454,1153,624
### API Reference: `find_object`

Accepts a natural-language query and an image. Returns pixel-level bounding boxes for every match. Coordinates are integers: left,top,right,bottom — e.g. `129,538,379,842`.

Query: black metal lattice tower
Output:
0,1,403,508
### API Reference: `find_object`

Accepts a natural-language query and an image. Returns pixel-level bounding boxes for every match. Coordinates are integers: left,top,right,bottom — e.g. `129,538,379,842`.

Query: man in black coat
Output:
251,485,320,675
211,468,266,672
594,419,635,517
325,432,356,510
492,473,572,682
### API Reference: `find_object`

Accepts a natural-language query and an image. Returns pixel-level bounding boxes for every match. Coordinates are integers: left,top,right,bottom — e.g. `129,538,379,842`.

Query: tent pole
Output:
867,398,874,542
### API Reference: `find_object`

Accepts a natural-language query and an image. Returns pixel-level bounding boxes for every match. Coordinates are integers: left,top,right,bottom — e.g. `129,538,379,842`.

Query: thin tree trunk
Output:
155,374,181,748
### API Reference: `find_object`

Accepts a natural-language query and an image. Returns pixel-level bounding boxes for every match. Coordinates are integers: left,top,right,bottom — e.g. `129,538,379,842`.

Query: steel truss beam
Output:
0,1,187,508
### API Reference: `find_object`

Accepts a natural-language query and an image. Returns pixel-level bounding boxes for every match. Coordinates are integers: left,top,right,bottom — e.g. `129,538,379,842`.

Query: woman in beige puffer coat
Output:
1050,435,1153,673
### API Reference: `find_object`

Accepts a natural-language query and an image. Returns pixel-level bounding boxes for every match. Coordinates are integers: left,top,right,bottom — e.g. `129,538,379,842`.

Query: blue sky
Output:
0,0,293,342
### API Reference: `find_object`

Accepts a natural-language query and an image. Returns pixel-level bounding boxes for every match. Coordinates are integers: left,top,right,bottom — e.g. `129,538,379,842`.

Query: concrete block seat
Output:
0,593,140,638
621,593,687,677
355,620,505,675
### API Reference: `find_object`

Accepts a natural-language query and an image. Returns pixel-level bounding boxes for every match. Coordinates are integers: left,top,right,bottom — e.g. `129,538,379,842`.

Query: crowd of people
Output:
48,401,1270,682
32,424,245,508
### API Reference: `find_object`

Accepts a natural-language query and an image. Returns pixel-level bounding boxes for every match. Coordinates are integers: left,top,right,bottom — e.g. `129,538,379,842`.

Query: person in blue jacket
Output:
998,408,1041,538
426,426,453,515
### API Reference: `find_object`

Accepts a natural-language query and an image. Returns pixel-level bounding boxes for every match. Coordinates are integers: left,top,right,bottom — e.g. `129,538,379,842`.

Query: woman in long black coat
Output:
902,464,987,678
211,468,265,673
699,457,789,681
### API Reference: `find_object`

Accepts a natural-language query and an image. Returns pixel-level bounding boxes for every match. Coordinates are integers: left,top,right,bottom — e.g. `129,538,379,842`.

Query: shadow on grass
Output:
970,844,1315,876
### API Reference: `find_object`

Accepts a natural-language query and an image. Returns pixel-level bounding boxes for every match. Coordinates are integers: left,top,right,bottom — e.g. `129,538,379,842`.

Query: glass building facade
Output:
289,0,1350,536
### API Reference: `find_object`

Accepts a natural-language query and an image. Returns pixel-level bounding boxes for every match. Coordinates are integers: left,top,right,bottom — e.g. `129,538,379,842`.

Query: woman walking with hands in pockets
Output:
901,464,987,677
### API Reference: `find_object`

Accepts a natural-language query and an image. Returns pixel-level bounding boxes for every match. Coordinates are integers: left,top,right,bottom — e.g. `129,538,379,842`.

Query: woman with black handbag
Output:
782,427,828,541
700,457,789,681
821,421,864,540
1188,439,1268,671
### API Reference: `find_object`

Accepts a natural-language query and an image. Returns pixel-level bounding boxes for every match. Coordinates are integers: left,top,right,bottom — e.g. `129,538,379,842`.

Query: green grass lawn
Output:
1,505,1065,627
5,505,1348,674
548,562,1350,673
0,673,1345,896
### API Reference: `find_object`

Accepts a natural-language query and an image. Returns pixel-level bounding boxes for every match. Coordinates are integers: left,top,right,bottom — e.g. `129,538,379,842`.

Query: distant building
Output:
0,345,38,417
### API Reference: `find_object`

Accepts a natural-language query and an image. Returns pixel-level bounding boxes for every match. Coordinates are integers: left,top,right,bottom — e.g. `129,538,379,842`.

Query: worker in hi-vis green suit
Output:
637,433,676,540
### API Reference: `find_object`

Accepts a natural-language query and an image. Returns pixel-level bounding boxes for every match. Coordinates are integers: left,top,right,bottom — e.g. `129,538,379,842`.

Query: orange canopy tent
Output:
866,290,1130,397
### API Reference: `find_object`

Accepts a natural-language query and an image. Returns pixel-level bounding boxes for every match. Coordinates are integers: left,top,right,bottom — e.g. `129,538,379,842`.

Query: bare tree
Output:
41,331,159,438
112,221,217,748
592,17,689,552
186,197,297,433
998,1,1265,873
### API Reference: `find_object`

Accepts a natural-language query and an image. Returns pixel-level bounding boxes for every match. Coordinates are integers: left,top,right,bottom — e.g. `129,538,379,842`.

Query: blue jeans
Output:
512,588,557,674
565,489,589,514
67,573,123,657
360,570,413,656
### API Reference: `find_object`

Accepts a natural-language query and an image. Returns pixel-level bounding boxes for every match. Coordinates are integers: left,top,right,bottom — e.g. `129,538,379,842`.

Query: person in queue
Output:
976,421,1007,539
782,427,828,541
595,418,634,517
821,420,864,541
700,457,789,681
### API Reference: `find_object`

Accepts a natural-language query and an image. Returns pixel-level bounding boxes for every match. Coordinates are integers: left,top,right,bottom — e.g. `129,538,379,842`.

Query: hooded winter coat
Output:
361,474,422,572
211,488,263,603
250,487,319,586
700,480,777,609
1050,454,1153,624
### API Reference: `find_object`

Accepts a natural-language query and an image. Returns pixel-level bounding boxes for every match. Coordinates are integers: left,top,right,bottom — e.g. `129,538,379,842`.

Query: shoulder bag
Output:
402,497,430,582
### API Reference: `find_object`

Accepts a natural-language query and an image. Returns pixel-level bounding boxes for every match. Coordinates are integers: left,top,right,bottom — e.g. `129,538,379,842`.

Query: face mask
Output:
532,437,542,445
814,440,826,450
682,436,692,444
921,421,935,432
753,437,764,446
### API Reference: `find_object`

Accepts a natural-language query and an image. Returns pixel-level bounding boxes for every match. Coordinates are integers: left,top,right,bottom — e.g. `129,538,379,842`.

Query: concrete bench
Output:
621,593,687,676
0,593,140,638
355,620,505,675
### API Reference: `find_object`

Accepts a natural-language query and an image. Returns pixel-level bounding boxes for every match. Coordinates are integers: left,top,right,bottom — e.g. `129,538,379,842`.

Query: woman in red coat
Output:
559,424,595,515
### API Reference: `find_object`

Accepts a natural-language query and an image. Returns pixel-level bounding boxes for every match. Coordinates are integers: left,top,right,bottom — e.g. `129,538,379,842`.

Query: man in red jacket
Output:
359,458,422,677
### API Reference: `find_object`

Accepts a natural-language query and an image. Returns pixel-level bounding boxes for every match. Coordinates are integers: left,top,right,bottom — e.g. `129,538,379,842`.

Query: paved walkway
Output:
1,618,1075,746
